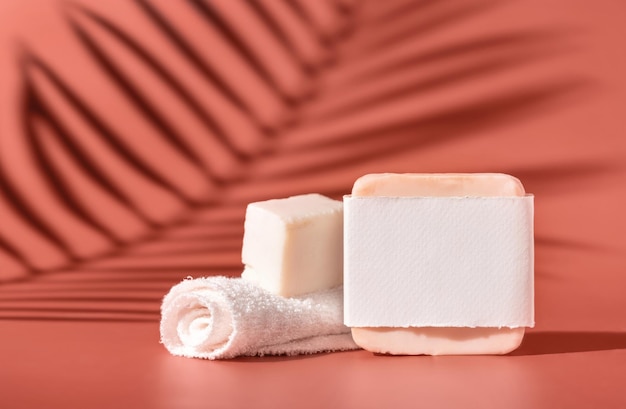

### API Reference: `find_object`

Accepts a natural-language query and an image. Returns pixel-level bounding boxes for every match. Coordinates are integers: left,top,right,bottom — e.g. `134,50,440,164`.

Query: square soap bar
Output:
346,173,533,355
241,194,344,297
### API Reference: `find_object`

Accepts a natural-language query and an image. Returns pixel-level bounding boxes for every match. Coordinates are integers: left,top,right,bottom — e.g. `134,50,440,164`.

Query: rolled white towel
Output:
160,276,359,359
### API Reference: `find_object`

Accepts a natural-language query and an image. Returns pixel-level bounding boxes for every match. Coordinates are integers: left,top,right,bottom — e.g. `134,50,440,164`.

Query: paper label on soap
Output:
344,195,534,328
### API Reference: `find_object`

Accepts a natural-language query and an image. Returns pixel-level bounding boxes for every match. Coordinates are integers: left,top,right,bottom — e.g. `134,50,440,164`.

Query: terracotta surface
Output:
0,0,625,408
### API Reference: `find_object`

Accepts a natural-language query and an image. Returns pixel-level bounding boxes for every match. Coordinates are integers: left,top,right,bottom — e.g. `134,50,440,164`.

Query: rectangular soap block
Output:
346,173,534,355
241,193,344,297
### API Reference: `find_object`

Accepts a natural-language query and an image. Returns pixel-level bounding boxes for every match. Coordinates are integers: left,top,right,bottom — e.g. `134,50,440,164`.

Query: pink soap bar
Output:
350,173,528,355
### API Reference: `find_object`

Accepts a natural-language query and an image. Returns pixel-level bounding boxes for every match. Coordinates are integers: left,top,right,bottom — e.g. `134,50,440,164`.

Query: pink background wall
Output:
1,0,625,407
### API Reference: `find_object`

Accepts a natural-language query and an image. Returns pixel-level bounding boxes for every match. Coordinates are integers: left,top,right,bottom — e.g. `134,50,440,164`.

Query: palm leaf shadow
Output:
24,54,194,204
340,0,501,58
254,80,586,181
71,4,257,159
0,0,592,321
132,0,263,126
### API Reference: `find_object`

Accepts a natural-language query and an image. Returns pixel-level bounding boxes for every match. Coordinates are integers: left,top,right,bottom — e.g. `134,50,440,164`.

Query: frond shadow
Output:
0,0,599,326
69,3,257,158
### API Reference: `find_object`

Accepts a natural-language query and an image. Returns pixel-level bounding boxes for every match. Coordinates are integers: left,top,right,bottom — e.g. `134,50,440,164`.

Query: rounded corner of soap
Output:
350,327,375,352
352,173,380,189
490,173,526,195
351,173,397,195
499,327,527,355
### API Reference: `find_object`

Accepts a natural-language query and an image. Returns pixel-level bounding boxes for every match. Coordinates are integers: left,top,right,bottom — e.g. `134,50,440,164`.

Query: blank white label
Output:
344,195,534,328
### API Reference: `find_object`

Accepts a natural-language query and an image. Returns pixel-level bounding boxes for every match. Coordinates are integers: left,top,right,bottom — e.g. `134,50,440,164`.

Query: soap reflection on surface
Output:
326,344,626,408
156,338,626,409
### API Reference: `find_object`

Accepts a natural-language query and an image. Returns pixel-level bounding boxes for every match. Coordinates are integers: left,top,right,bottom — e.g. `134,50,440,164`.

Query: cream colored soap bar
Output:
241,194,343,297
350,173,529,355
